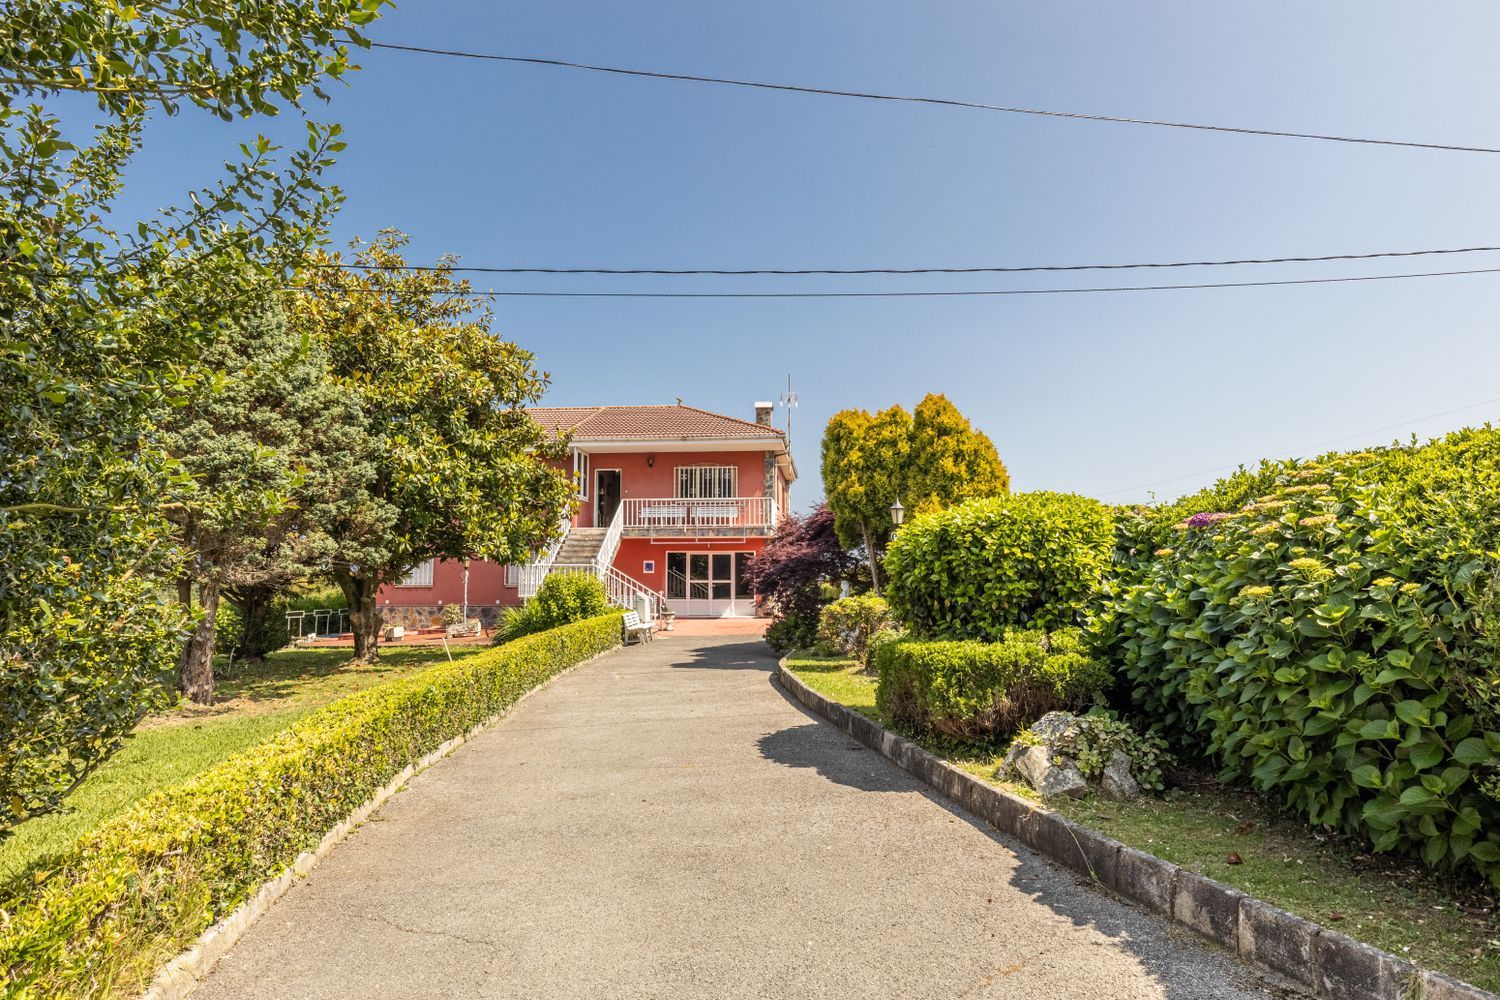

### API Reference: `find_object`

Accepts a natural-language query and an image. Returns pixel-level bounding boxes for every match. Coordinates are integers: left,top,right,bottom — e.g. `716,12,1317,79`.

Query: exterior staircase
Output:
518,514,670,619
550,527,608,566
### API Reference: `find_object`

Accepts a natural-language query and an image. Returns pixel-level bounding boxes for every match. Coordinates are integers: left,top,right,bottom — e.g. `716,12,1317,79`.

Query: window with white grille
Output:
504,564,520,587
398,559,434,587
675,465,737,499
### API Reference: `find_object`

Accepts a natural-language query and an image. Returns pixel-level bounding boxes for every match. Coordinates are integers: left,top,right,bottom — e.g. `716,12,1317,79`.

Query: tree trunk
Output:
336,569,383,662
177,575,192,608
179,580,220,705
862,521,882,596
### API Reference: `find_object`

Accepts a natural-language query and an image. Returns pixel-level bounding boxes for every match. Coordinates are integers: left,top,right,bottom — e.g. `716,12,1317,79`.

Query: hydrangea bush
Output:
1104,429,1500,884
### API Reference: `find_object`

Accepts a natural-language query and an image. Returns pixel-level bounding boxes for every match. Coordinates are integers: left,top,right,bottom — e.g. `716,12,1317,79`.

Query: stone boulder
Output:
1002,711,1143,801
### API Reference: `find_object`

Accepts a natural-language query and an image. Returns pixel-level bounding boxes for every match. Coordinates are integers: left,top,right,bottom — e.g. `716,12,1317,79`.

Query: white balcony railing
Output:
619,496,778,535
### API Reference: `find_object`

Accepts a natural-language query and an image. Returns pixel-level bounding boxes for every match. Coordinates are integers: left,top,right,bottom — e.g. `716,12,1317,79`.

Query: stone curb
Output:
775,658,1494,1000
139,644,623,1000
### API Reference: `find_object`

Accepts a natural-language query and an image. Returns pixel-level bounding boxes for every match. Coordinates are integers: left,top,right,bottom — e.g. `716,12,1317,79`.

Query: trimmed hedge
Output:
883,492,1114,639
1105,428,1500,885
0,612,623,999
875,629,1108,741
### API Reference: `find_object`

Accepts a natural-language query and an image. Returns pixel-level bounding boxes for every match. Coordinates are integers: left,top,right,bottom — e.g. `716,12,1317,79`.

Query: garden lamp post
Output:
890,499,905,528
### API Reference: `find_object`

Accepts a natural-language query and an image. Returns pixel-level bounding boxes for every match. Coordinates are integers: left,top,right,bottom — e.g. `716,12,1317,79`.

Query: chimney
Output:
754,401,774,427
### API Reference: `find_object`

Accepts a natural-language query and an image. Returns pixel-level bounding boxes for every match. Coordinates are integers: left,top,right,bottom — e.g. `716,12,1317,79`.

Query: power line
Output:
321,244,1500,277
291,265,1500,298
1098,396,1500,499
370,41,1500,155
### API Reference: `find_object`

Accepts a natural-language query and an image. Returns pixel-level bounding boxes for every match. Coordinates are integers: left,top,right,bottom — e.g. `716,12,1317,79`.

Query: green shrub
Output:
875,629,1108,741
493,572,610,645
884,492,1115,639
815,594,892,667
213,603,243,659
765,608,819,656
440,603,465,627
1109,428,1500,884
0,613,622,998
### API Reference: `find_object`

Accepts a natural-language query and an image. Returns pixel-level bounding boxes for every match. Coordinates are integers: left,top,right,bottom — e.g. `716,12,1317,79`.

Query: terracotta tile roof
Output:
529,404,785,442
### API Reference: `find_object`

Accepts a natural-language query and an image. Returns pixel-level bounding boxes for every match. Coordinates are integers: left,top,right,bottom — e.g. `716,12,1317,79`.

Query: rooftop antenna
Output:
779,373,798,436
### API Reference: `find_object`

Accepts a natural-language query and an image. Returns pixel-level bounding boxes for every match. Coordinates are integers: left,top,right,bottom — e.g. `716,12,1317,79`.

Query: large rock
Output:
1004,743,1088,800
1100,750,1141,801
1003,713,1143,802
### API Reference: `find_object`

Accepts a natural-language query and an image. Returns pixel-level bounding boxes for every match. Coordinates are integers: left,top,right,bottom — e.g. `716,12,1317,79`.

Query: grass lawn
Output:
0,645,465,882
786,654,1500,992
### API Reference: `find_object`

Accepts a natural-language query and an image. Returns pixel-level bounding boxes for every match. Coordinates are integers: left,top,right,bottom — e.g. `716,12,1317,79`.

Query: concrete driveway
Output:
195,636,1285,999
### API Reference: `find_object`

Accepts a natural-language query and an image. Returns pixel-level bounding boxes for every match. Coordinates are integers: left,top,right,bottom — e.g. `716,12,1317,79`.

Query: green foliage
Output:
1,0,388,119
884,492,1115,639
161,292,378,701
2,0,381,836
765,610,820,656
820,395,1007,592
213,604,244,659
0,614,621,998
293,233,575,659
905,393,1009,515
1108,429,1500,884
875,629,1108,741
815,594,893,667
821,405,910,585
440,603,466,627
1016,713,1174,792
493,573,611,644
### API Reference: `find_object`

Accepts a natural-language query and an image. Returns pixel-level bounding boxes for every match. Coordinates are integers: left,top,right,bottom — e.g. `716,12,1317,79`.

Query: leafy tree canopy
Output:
292,233,577,659
821,394,1006,592
0,0,384,835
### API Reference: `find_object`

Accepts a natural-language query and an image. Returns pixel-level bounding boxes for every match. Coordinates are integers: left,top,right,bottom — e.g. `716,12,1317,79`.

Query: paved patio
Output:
195,635,1282,999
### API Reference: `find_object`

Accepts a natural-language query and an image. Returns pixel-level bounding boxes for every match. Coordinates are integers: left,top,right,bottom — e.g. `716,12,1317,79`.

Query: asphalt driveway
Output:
194,635,1285,999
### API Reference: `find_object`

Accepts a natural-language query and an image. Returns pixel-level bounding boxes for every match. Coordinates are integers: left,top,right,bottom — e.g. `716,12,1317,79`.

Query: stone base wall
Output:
379,605,503,629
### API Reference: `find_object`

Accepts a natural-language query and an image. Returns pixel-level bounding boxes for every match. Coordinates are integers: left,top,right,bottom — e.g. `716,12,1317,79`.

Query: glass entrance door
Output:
666,551,755,617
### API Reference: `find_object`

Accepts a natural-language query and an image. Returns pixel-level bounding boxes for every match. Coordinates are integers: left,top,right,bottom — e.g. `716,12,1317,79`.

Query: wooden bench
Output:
622,610,655,644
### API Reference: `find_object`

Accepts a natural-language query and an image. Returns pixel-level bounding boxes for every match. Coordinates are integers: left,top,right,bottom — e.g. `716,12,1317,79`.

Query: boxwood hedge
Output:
883,492,1114,640
875,628,1108,741
1106,428,1500,885
0,612,623,999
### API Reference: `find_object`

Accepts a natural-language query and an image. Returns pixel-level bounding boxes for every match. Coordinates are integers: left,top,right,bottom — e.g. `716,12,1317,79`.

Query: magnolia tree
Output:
0,0,387,833
293,233,576,660
821,394,1006,593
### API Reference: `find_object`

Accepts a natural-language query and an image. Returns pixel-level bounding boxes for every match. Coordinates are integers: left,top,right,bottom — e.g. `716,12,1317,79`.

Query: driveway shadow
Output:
756,723,914,793
662,637,778,671
763,681,1284,999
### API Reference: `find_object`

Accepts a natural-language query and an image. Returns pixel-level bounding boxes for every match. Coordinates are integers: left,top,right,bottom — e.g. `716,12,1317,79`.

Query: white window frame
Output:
674,464,737,499
397,559,434,588
574,450,590,499
504,564,520,587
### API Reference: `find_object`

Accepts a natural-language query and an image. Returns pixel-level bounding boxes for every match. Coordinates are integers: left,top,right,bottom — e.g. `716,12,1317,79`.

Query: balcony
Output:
619,496,779,537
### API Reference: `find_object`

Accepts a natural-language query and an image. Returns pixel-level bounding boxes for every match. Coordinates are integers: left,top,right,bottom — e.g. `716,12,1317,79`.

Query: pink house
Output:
376,401,796,625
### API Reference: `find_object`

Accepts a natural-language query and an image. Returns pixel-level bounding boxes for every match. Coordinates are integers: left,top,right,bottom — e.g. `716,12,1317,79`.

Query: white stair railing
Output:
517,506,669,618
541,563,668,620
517,510,572,599
593,503,626,578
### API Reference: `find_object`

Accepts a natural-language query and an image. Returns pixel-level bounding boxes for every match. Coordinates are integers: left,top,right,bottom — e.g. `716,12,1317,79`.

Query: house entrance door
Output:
595,469,621,525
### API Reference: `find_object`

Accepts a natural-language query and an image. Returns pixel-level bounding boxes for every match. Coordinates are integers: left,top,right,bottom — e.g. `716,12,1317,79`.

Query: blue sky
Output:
94,1,1500,509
